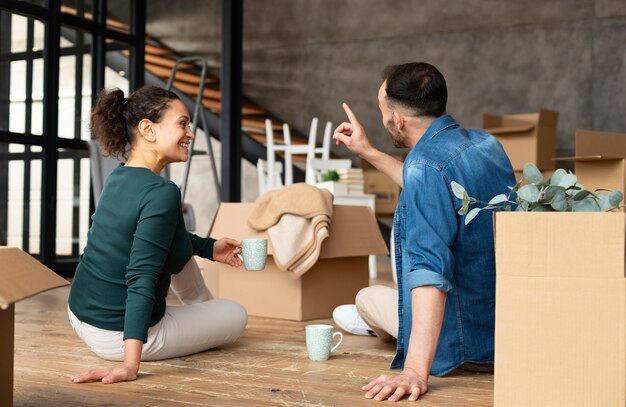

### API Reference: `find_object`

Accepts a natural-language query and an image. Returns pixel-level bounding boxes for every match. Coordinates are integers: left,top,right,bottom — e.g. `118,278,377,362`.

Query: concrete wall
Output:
147,0,626,159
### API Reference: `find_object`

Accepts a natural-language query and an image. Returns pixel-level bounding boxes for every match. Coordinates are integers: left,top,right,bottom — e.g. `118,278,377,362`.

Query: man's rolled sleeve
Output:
403,163,458,293
405,268,453,292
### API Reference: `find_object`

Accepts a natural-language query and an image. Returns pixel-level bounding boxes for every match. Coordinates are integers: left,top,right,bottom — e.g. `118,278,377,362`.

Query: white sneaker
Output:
332,304,376,336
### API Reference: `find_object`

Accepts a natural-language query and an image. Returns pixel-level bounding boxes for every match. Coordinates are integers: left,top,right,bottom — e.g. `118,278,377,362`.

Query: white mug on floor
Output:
305,324,343,361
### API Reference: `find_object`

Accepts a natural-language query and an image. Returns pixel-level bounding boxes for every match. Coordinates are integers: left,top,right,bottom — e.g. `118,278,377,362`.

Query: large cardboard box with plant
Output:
0,247,69,405
494,212,625,406
451,163,625,406
483,109,559,171
207,203,388,320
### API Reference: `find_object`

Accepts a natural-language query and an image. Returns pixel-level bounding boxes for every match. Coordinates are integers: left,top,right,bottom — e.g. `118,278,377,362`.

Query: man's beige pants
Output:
68,258,248,361
356,285,399,342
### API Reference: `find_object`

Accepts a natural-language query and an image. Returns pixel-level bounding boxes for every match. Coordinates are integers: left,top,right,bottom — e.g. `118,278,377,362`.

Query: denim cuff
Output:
405,269,453,293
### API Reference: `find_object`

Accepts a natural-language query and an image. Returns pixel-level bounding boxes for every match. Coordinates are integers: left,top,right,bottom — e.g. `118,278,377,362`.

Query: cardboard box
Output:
558,156,625,194
208,203,388,320
556,130,626,193
363,171,400,215
483,109,559,171
360,157,403,216
494,212,626,406
575,129,626,157
0,247,69,405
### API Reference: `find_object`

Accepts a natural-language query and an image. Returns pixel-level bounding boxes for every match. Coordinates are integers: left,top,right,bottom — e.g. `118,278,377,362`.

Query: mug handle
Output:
331,331,343,352
236,254,244,262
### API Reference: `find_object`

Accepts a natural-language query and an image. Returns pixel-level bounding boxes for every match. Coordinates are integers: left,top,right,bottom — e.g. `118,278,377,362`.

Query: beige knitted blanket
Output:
248,183,333,278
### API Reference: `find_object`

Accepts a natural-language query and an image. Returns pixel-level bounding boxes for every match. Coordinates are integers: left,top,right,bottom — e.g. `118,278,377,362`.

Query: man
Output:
332,62,514,402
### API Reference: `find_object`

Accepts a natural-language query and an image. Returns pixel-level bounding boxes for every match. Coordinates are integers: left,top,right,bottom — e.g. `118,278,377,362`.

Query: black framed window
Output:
0,0,145,276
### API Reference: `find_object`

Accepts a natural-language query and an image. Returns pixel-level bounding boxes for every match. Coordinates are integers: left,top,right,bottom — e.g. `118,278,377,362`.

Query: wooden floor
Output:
13,265,493,406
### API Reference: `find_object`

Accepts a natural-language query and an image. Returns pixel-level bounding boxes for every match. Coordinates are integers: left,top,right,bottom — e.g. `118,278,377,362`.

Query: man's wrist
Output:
360,148,382,165
403,365,428,383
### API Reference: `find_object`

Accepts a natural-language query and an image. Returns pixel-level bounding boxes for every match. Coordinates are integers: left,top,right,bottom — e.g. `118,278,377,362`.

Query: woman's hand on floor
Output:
71,363,138,384
362,367,428,402
213,238,243,267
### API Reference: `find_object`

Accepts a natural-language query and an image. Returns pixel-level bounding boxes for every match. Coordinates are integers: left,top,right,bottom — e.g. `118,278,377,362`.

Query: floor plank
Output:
13,266,493,406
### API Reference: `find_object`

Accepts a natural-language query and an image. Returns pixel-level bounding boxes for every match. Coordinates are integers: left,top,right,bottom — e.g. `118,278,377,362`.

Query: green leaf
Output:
532,204,554,212
523,163,543,185
572,197,601,212
609,190,624,207
458,197,470,215
450,181,467,200
597,194,612,211
573,190,592,201
517,184,540,203
550,189,568,211
488,194,509,205
464,207,482,225
557,173,577,189
550,169,567,186
544,185,566,202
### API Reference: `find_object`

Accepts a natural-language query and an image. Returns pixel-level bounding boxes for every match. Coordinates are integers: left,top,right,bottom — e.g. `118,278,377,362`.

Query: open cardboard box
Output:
207,203,388,320
361,158,402,216
557,155,625,194
556,130,626,193
0,247,69,405
494,212,626,406
483,109,559,171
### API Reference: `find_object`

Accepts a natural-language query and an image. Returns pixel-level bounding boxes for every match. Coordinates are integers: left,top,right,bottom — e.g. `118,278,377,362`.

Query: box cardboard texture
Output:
208,203,388,320
483,109,559,171
0,247,69,405
558,130,626,194
494,212,626,407
361,158,402,215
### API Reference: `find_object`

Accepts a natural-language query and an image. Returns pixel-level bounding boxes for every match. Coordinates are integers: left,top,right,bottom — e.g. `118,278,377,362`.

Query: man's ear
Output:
393,111,405,130
137,118,156,142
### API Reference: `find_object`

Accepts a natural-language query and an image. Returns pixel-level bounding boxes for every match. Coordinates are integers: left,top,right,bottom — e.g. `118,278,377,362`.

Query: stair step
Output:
61,5,128,31
173,80,221,100
201,98,267,116
146,63,217,85
145,44,172,56
144,53,194,69
243,118,282,131
246,132,308,146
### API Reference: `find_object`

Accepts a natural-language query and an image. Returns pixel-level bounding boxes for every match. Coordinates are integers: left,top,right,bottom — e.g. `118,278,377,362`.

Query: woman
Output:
68,86,247,384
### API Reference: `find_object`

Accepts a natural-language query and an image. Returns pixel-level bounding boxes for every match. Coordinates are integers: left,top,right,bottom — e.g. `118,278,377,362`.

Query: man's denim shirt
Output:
390,114,515,376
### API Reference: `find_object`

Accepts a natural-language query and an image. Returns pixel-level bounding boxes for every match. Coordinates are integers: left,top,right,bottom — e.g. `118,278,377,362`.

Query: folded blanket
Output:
248,184,334,278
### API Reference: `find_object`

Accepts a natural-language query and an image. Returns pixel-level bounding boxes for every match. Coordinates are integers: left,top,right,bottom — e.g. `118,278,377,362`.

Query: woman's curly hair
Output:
89,86,180,159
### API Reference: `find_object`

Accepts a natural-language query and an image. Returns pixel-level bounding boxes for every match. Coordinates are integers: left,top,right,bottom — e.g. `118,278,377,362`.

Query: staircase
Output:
61,6,392,246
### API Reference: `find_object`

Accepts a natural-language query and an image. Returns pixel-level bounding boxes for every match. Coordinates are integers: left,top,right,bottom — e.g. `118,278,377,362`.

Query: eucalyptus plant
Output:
451,163,625,225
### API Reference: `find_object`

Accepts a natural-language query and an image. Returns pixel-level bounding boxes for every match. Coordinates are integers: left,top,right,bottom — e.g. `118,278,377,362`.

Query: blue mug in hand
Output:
237,238,267,271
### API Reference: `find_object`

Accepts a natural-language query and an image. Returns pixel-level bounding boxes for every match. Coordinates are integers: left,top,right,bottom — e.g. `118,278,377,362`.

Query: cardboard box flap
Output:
536,109,559,127
209,203,388,259
0,247,69,309
485,124,535,135
576,130,626,159
556,155,623,162
482,113,502,129
320,205,388,258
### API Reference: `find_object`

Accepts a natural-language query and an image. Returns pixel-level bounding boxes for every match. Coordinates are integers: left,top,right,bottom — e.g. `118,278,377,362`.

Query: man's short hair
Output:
382,62,447,118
